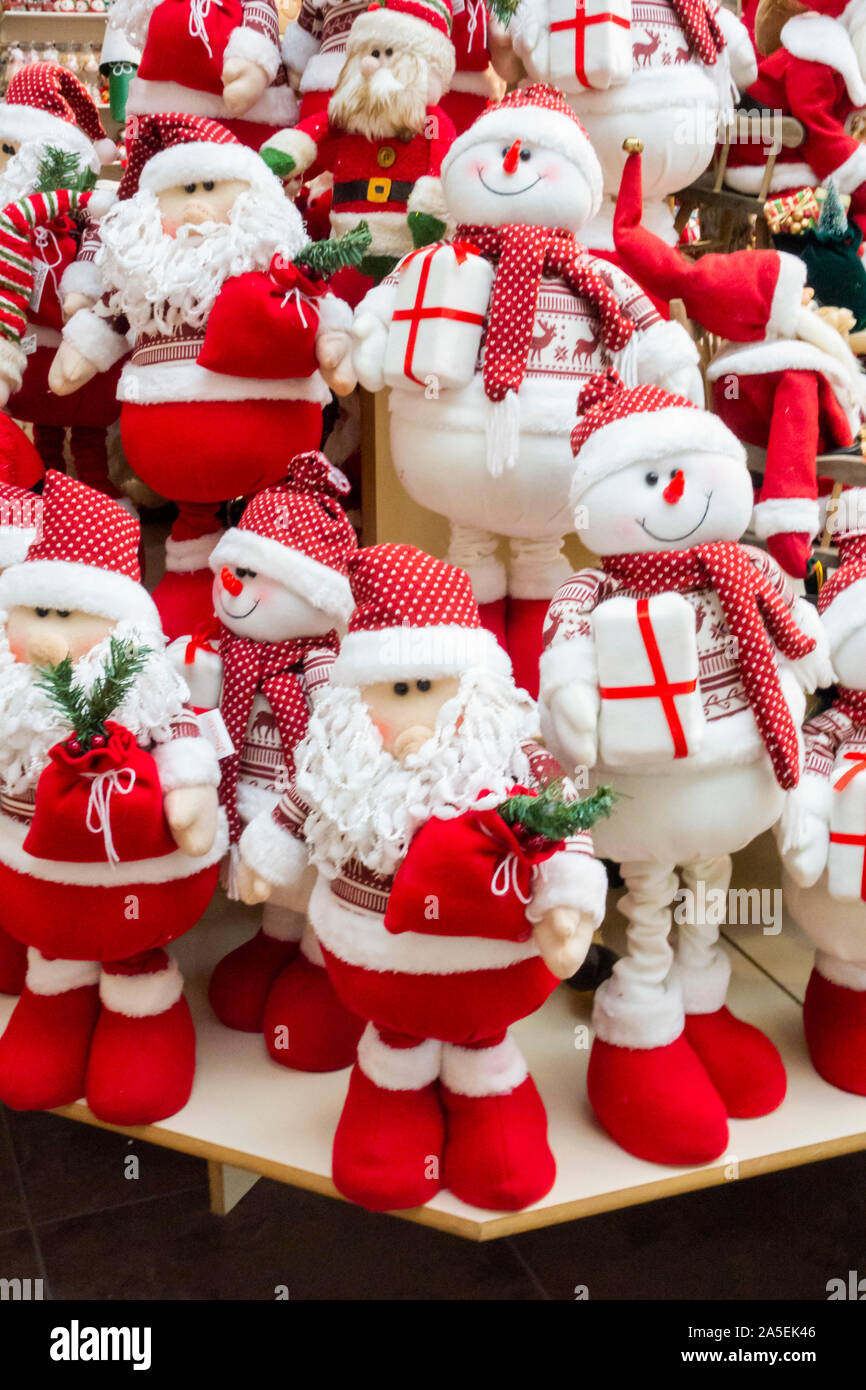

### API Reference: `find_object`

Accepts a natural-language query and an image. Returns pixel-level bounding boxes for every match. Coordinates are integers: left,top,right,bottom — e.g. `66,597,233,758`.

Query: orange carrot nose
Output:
663,469,685,504
502,140,521,175
221,566,243,596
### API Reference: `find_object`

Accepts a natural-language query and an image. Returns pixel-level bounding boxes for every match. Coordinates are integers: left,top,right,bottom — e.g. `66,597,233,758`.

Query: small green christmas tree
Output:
36,145,97,195
816,180,848,240
498,780,616,850
35,636,152,753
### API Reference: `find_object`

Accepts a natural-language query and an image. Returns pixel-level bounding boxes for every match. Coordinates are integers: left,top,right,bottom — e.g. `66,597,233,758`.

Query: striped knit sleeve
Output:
803,707,853,782
229,0,282,79
301,646,336,703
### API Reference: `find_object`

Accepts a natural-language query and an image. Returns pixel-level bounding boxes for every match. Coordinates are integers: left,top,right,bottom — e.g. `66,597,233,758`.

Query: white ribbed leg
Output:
447,524,506,603
299,921,325,967
26,949,99,996
261,904,305,944
356,1023,441,1092
672,855,733,1016
593,860,684,1048
815,951,866,992
440,1034,528,1097
508,535,572,600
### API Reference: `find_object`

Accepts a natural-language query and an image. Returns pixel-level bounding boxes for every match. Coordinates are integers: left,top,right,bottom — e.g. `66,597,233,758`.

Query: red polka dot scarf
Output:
603,544,816,789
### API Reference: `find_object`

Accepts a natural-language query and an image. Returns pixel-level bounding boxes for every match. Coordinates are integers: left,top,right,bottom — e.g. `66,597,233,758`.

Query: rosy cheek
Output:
370,717,394,747
8,640,27,663
161,218,179,238
469,160,486,178
539,164,562,182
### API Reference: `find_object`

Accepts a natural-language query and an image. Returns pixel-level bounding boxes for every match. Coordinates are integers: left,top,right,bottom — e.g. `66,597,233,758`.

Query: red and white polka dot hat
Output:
569,369,746,510
210,452,358,627
0,63,116,169
0,471,160,631
330,542,511,686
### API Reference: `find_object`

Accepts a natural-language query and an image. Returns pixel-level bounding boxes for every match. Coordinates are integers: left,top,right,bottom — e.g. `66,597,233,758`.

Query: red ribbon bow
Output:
269,255,324,302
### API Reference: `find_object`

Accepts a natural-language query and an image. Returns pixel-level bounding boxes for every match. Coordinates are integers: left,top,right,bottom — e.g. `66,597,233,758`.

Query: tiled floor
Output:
2,1104,864,1300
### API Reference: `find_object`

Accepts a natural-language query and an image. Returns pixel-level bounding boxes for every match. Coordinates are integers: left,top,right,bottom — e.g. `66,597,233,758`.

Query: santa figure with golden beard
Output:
49,113,355,639
237,544,609,1213
262,0,458,305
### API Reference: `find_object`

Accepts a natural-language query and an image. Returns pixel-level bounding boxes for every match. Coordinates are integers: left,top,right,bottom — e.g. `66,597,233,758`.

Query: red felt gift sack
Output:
23,721,177,867
384,794,560,942
198,263,321,381
137,0,242,95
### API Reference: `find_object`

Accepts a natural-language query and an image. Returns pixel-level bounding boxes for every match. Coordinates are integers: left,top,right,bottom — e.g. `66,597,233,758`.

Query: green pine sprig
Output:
487,0,520,25
294,221,372,279
36,146,97,195
35,635,152,750
498,780,616,841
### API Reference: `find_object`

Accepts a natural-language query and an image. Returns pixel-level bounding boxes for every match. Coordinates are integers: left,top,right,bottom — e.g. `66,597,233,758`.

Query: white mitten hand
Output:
49,340,99,395
781,812,829,888
222,57,269,116
317,330,357,395
237,856,273,904
545,684,598,772
352,312,389,392
657,362,704,406
532,908,595,979
164,785,219,857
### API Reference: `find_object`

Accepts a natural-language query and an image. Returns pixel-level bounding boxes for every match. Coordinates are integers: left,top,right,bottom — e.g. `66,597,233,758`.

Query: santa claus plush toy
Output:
352,84,702,697
48,113,355,640
262,0,457,306
725,0,866,236
171,451,365,1071
106,0,296,147
538,371,832,1166
612,141,866,578
0,64,123,497
778,488,866,1096
236,543,609,1212
0,471,225,1125
507,0,757,257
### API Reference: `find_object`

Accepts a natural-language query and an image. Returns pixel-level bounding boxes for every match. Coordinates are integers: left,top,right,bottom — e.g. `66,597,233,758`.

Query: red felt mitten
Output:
197,261,321,380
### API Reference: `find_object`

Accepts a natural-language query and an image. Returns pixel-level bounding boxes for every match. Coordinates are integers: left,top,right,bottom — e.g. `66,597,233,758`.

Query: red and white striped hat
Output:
210,453,358,626
0,471,160,630
349,0,455,87
442,83,603,213
0,63,116,168
330,542,510,685
569,369,745,508
118,113,282,201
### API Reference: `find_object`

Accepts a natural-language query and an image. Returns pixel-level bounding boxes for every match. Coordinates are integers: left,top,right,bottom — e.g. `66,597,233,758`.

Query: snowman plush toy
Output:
779,487,866,1096
539,370,831,1166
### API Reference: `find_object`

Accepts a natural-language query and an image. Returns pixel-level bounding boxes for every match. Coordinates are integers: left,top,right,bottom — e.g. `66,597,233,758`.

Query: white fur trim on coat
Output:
768,253,808,340
442,105,602,215
99,956,184,1017
713,5,758,91
358,1022,441,1090
538,635,597,698
139,141,282,197
592,973,685,1049
118,361,332,407
224,24,281,81
830,143,866,197
64,307,128,372
671,949,731,1016
570,407,745,507
707,339,866,423
843,0,866,33
239,811,310,889
0,558,160,630
821,576,866,657
127,77,298,127
152,733,220,792
330,209,412,258
58,258,103,303
440,1035,528,1097
261,127,319,175
330,624,512,685
26,948,99,996
752,496,820,540
724,161,818,196
781,14,866,108
282,20,321,75
815,949,866,991
165,530,223,575
211,529,353,624
526,847,607,926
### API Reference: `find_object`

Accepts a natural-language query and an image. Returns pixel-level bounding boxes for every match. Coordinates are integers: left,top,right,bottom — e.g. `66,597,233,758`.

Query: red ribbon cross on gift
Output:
550,4,631,87
829,751,866,900
392,242,486,388
598,596,697,759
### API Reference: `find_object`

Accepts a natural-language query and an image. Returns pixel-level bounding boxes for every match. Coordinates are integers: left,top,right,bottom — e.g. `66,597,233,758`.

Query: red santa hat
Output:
0,63,116,168
349,0,456,87
817,487,866,654
117,113,281,201
210,453,358,626
0,471,160,631
569,370,746,507
441,83,603,214
330,543,511,685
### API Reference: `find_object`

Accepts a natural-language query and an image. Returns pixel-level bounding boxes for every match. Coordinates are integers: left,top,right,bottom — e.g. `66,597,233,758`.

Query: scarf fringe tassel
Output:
486,391,521,477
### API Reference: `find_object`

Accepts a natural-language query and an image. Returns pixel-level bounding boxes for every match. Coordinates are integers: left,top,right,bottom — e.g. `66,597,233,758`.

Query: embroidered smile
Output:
638,493,712,542
223,599,259,620
478,174,543,197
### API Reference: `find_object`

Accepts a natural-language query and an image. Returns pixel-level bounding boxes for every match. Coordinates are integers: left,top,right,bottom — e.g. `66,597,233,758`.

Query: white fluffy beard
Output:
852,19,866,77
329,49,430,140
0,142,50,205
107,0,160,49
0,616,190,797
96,184,307,336
295,669,538,880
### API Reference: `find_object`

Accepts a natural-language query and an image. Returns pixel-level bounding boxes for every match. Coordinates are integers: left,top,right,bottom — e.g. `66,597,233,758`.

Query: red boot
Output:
476,597,508,651
587,1033,729,1165
85,955,195,1125
0,928,26,995
506,597,549,698
208,928,301,1033
685,1007,787,1117
332,1065,444,1211
803,966,866,1096
0,955,100,1110
441,1041,555,1210
263,947,364,1072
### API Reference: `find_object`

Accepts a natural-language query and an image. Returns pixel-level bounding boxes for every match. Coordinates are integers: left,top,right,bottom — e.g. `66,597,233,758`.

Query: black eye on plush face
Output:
35,607,50,618
184,183,197,194
202,180,214,191
385,47,393,55
371,47,380,57
416,679,431,692
645,471,659,487
2,143,15,156
519,149,531,162
393,681,409,696
235,567,257,579
56,610,71,619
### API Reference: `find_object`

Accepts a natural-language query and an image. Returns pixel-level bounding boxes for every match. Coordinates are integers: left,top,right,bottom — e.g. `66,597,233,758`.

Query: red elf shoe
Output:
803,966,866,1096
685,1006,787,1117
263,948,364,1073
209,928,301,1033
0,955,100,1110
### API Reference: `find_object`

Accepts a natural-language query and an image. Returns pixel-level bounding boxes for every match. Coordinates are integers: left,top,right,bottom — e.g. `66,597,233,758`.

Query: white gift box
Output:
167,634,223,713
593,593,704,767
828,752,866,901
547,0,632,91
384,241,493,393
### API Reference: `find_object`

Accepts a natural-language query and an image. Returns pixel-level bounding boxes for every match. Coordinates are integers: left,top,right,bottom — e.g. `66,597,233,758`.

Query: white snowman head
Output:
440,82,603,233
818,490,866,690
208,455,357,647
570,373,752,557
